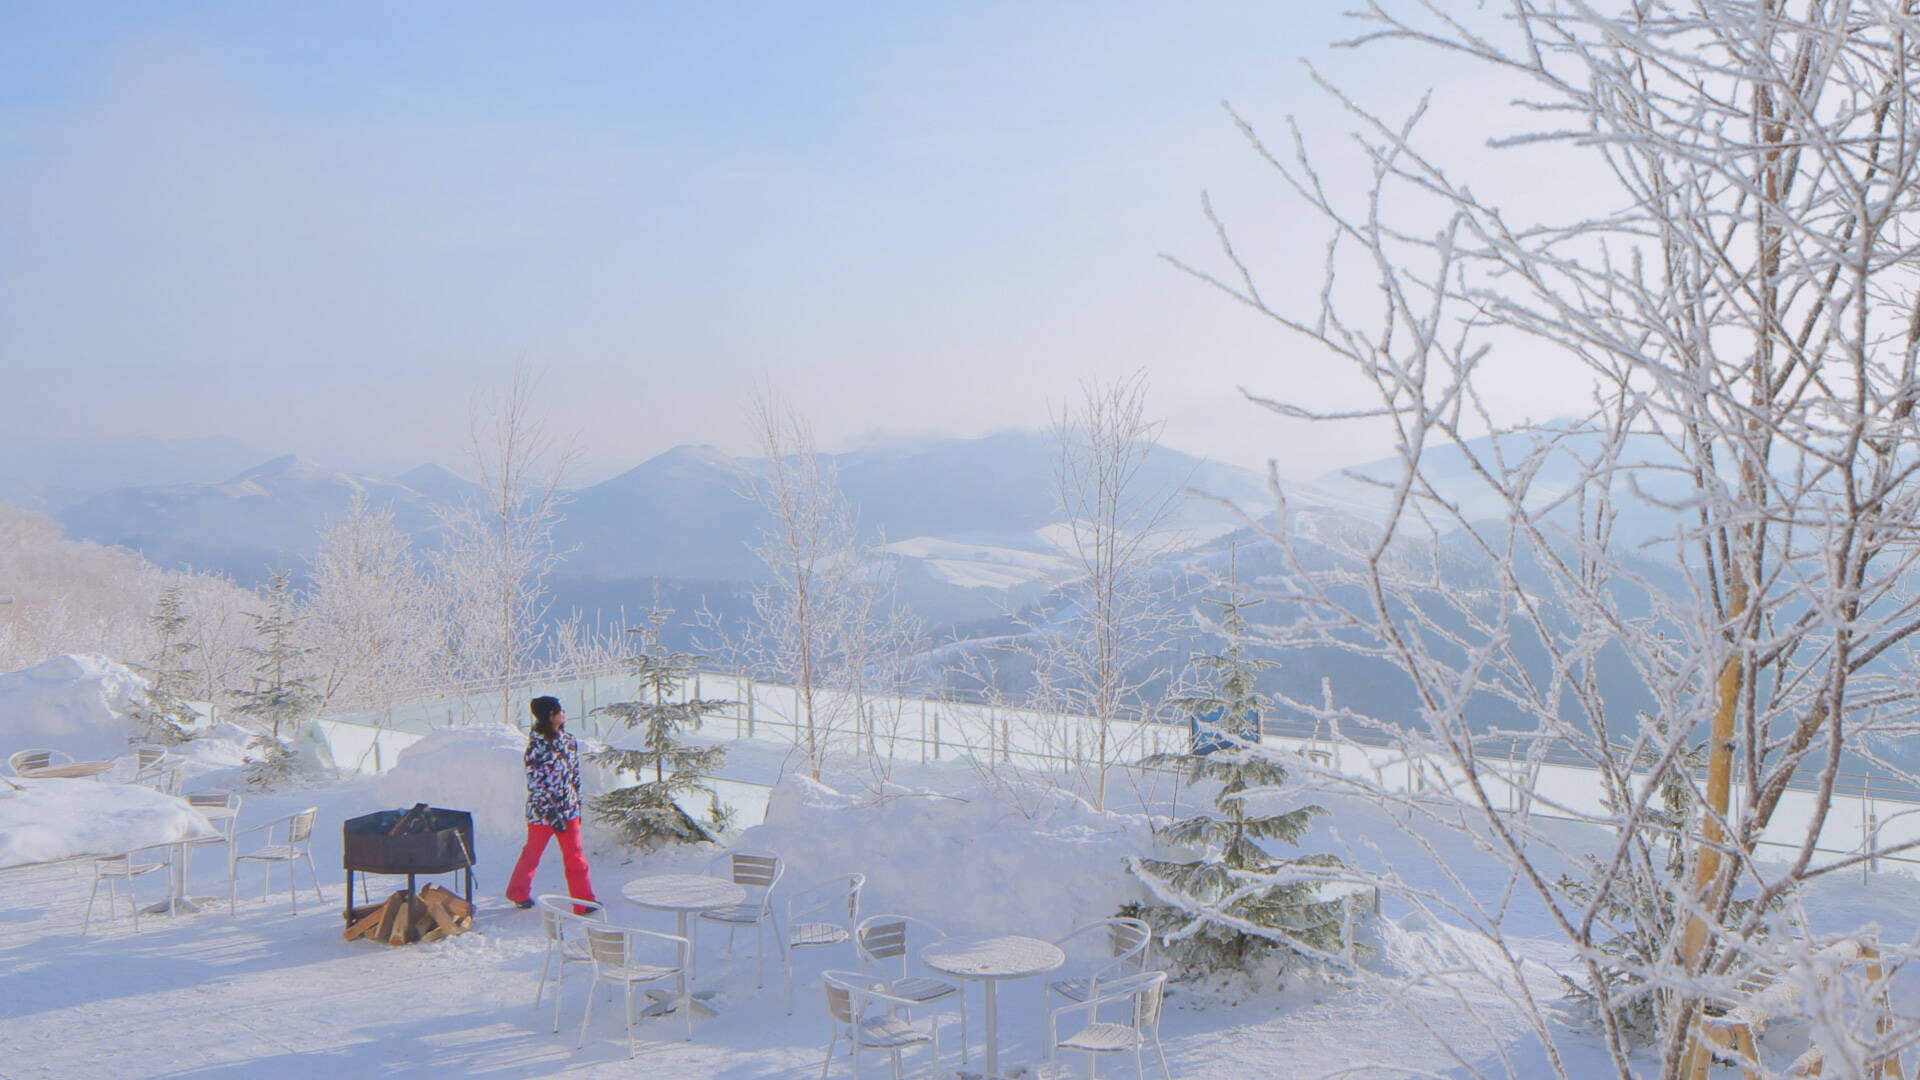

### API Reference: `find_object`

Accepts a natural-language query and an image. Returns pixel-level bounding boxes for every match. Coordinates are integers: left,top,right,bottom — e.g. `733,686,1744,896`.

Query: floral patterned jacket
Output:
525,730,583,828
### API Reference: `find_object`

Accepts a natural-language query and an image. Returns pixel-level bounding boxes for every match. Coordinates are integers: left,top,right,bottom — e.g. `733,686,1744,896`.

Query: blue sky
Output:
0,3,1576,482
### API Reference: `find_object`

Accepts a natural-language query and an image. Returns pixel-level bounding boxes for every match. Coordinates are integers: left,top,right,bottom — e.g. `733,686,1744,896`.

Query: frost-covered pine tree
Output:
587,614,734,848
127,585,203,745
1124,587,1346,977
234,570,322,787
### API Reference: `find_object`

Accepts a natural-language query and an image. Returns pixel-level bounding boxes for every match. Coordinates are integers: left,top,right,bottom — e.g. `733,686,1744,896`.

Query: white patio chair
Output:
8,748,72,776
576,922,691,1056
1046,969,1172,1080
534,894,606,1033
783,872,866,1014
698,849,784,985
854,913,966,1063
83,850,170,934
821,969,940,1080
230,807,323,914
131,745,170,786
180,791,242,896
1048,917,1152,1012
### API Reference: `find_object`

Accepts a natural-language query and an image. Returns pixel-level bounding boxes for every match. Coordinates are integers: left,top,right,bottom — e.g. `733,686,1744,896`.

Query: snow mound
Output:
0,778,211,869
741,776,1155,940
376,725,616,844
0,654,147,763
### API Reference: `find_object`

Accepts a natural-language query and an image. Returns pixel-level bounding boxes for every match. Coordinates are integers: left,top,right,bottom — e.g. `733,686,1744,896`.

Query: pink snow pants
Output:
506,820,597,912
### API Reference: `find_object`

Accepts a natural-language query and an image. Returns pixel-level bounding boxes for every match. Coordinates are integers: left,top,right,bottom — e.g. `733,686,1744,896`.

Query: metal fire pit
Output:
342,807,476,926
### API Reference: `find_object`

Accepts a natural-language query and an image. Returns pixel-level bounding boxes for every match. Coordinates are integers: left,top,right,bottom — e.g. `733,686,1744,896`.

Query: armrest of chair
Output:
231,813,292,840
785,876,856,923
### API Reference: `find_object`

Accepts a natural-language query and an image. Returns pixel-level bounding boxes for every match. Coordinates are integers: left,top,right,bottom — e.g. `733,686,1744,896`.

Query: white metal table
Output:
143,803,229,916
920,934,1066,1079
621,873,749,1019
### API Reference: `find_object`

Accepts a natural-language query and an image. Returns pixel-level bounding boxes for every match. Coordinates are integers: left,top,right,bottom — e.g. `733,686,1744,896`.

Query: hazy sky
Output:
0,3,1592,484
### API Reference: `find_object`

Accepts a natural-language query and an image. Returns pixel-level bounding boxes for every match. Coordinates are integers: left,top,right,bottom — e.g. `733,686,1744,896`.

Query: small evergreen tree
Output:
233,570,322,787
587,611,735,849
1124,583,1350,978
128,585,203,745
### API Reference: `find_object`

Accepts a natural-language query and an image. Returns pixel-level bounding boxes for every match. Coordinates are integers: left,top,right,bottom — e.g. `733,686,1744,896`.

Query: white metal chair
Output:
821,969,940,1080
131,745,170,786
576,923,691,1056
698,849,784,985
230,807,323,914
1048,917,1152,1011
83,850,170,934
8,748,72,776
180,791,242,896
854,914,966,1063
783,872,866,1013
1046,970,1172,1080
534,894,605,1033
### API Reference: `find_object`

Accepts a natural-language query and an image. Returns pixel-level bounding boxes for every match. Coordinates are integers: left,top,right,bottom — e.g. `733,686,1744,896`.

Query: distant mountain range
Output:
39,431,1276,632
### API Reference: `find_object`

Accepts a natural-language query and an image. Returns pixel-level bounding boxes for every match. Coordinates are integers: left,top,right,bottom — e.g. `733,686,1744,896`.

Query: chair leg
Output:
624,981,635,1059
552,959,566,1034
756,920,765,989
1152,1034,1172,1079
785,945,795,1015
821,1034,839,1080
534,950,553,1009
288,859,297,914
684,979,695,1042
578,977,597,1049
83,874,101,935
127,877,142,933
306,852,325,903
890,1048,901,1080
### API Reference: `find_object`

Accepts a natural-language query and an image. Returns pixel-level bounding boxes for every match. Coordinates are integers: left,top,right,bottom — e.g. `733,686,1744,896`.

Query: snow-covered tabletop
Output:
621,874,748,913
921,934,1065,1078
0,778,215,870
920,934,1065,980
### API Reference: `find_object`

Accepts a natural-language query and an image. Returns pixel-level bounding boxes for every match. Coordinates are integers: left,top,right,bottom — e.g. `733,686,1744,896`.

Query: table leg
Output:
984,979,999,1079
640,912,722,1020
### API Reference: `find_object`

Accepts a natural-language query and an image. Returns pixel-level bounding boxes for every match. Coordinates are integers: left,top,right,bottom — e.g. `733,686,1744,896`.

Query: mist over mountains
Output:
30,430,1277,636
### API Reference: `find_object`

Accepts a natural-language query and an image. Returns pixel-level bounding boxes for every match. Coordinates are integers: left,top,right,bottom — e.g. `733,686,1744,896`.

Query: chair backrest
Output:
1132,970,1167,1028
724,851,780,889
583,924,630,968
821,970,879,1025
9,748,69,774
1109,917,1151,966
186,792,241,837
136,746,168,769
158,764,187,795
856,913,941,976
287,808,318,846
1102,970,1167,1030
858,917,910,962
713,850,782,913
536,894,602,943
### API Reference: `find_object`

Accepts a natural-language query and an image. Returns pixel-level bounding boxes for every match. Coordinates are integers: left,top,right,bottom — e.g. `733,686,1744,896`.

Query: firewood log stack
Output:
342,883,473,946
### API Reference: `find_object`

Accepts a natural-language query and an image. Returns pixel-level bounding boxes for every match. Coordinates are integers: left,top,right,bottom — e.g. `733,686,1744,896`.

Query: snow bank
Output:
375,725,617,844
0,778,212,869
0,654,147,763
740,776,1157,940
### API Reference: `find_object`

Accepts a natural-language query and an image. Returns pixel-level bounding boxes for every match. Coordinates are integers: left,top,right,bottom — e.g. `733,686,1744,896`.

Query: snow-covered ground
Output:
7,657,1920,1078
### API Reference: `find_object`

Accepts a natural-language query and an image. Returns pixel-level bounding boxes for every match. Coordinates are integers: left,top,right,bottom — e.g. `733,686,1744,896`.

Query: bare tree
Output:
1002,373,1186,812
433,369,572,726
721,390,924,782
305,494,439,703
1182,3,1920,1077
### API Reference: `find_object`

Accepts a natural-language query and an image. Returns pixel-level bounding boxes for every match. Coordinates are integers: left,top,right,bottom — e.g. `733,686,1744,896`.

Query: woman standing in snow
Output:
505,696,598,912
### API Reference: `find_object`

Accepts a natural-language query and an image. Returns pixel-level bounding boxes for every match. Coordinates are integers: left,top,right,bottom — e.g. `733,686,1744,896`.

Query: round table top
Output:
920,934,1066,980
18,761,114,779
621,873,749,912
